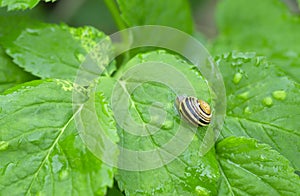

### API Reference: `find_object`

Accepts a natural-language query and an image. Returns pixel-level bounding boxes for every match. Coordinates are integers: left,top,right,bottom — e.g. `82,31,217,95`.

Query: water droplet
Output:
244,106,251,114
195,186,210,196
185,172,191,177
231,60,243,66
262,97,273,106
272,90,286,100
26,28,40,35
75,52,85,62
162,120,173,130
260,154,266,160
232,51,256,60
0,141,9,151
255,56,265,66
135,189,145,194
238,91,249,100
222,52,230,59
233,72,243,84
59,169,69,180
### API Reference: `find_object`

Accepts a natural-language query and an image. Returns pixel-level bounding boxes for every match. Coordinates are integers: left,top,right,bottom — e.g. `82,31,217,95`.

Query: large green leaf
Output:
6,24,115,82
0,47,35,93
0,0,55,10
214,0,300,83
0,79,117,195
96,51,220,195
217,51,300,170
116,0,194,34
217,137,300,195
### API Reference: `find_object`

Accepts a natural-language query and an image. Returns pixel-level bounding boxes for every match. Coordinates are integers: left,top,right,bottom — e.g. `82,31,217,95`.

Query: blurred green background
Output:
2,0,298,40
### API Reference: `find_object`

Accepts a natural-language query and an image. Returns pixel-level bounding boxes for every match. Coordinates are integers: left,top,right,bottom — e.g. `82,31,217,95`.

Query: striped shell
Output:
176,96,212,126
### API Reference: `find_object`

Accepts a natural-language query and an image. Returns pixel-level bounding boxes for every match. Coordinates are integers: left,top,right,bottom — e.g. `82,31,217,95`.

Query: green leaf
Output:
0,47,36,93
216,137,300,195
214,0,300,83
217,51,300,170
6,24,116,82
0,14,42,48
0,79,116,195
0,0,55,11
77,81,119,172
97,51,219,195
116,0,194,34
117,141,219,196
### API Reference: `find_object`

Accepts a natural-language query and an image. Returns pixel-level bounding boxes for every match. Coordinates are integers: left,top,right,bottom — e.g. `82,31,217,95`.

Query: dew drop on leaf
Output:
244,106,251,114
195,186,210,196
185,172,191,177
262,97,273,106
135,189,145,194
238,91,249,100
0,141,9,151
255,56,265,66
75,51,85,62
232,51,256,60
162,120,173,130
231,60,243,66
26,28,40,35
59,169,69,180
260,154,266,160
272,90,287,100
233,72,243,84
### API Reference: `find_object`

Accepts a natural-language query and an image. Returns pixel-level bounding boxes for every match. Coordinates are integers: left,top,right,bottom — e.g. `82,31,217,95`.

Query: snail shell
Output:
176,95,212,126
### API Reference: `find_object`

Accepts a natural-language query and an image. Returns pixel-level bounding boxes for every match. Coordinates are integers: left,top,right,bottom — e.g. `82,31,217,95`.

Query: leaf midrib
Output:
217,161,235,196
118,80,184,195
25,104,83,195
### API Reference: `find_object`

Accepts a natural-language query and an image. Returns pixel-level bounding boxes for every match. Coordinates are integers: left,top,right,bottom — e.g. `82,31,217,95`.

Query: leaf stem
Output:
104,0,131,73
104,0,126,30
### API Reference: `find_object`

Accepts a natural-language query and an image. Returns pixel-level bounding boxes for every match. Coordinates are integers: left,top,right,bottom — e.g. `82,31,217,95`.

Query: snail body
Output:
176,95,211,126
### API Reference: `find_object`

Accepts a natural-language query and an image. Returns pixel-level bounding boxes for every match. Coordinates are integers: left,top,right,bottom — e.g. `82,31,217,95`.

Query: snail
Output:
175,95,212,126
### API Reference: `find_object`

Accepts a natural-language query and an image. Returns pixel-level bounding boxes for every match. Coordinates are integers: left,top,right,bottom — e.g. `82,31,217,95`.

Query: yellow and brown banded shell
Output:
176,96,212,126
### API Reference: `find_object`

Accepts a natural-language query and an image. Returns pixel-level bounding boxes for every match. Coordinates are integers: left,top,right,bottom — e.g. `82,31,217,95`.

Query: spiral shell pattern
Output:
176,96,212,126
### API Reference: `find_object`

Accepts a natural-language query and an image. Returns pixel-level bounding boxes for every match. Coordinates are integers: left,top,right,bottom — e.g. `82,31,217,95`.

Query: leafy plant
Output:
0,0,299,195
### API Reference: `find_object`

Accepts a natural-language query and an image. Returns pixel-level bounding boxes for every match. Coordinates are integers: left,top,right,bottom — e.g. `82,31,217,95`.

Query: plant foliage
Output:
0,0,299,195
